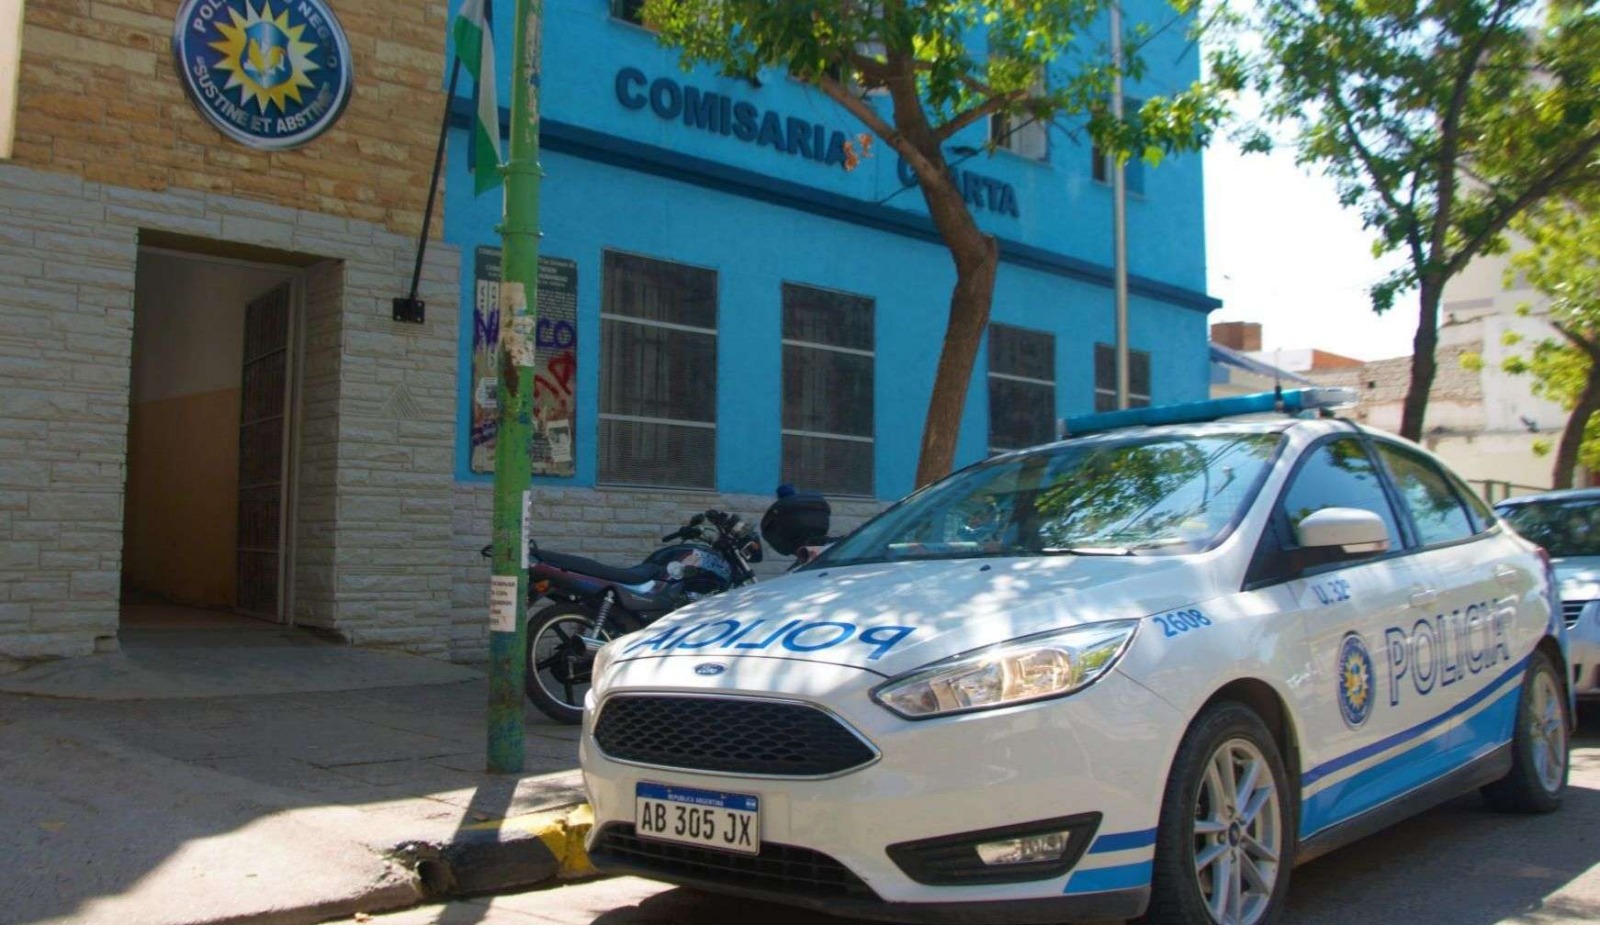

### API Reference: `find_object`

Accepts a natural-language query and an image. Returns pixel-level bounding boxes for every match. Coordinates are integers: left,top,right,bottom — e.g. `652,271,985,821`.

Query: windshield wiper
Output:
1040,546,1133,556
1040,537,1193,556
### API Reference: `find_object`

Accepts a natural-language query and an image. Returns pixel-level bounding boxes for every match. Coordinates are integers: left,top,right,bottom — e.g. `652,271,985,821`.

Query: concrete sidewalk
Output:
0,624,592,925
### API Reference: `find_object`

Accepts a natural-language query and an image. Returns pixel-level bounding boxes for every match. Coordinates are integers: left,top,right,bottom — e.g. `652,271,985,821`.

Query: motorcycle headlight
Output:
871,621,1139,720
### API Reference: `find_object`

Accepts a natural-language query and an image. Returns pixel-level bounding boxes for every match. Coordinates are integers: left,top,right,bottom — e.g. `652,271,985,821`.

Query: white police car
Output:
1495,488,1600,699
579,389,1570,925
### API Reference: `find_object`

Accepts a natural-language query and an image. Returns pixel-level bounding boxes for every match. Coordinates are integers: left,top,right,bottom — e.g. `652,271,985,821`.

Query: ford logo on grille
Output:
694,663,727,676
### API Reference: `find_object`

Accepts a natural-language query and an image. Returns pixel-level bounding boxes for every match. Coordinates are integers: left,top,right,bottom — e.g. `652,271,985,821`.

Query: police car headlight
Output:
871,621,1138,719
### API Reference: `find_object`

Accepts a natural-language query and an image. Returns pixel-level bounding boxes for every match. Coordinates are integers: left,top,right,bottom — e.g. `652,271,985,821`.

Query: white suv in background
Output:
580,389,1570,925
1496,489,1600,698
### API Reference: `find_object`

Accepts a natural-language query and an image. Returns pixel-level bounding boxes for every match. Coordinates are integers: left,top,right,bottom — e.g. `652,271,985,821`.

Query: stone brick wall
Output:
11,0,449,238
448,486,887,664
0,162,459,660
292,259,344,629
1308,343,1485,435
0,167,137,658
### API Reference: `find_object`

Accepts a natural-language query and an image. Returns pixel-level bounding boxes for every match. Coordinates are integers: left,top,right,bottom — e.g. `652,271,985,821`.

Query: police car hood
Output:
611,555,1204,676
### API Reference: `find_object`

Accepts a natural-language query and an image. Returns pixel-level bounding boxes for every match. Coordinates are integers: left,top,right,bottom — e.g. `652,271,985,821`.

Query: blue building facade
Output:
442,0,1218,506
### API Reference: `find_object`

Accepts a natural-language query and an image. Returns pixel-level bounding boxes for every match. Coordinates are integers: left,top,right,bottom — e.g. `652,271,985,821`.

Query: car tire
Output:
524,602,598,725
1480,648,1568,814
1140,702,1293,925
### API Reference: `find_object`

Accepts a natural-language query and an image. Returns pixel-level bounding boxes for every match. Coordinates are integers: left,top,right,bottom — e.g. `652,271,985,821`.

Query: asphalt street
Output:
372,704,1600,925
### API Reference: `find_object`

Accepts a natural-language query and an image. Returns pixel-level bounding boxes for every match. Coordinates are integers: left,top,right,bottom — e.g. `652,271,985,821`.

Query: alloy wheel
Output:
1191,737,1283,925
1528,668,1567,794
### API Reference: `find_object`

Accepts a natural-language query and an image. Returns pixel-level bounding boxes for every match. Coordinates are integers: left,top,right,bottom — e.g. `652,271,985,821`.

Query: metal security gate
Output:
236,282,292,620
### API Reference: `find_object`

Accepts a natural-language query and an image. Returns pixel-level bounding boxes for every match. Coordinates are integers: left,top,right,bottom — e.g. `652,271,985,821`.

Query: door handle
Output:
1409,588,1438,609
1494,565,1520,587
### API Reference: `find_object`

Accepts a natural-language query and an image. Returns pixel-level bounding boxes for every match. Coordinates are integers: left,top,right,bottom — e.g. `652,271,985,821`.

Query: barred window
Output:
609,0,647,26
1091,96,1146,194
782,283,874,497
990,72,1048,161
992,111,1049,160
599,251,717,489
988,325,1056,452
985,39,1046,161
1093,342,1151,413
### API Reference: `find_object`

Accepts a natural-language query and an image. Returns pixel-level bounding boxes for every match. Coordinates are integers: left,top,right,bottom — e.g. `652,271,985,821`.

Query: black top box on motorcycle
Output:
761,491,831,557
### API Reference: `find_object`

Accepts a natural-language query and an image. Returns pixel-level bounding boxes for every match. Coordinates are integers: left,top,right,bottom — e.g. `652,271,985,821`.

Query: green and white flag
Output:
453,0,502,194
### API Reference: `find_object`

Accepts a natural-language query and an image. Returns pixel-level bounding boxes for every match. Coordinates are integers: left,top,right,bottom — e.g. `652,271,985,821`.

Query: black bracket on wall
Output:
392,296,426,324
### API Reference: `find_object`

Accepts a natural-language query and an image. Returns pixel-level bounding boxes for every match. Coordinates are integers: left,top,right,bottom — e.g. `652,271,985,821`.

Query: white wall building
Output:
1289,248,1573,497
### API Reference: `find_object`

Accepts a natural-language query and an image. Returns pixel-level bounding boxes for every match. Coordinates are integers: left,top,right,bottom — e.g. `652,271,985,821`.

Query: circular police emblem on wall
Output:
1337,632,1375,728
172,0,354,150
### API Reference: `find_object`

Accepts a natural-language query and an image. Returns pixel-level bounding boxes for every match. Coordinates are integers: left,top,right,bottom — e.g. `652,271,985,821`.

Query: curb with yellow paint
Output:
463,802,596,879
393,801,598,899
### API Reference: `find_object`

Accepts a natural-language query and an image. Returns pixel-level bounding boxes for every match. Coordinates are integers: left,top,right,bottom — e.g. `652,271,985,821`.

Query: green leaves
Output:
638,0,1235,484
1248,0,1600,440
1500,186,1600,472
639,0,1229,167
1251,0,1600,310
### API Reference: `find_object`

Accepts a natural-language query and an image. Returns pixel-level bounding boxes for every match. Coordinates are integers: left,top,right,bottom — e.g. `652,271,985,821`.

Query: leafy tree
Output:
640,0,1234,487
1497,190,1600,488
1248,0,1600,441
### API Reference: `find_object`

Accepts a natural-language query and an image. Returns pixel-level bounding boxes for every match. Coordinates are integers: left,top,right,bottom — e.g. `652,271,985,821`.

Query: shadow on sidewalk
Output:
0,626,585,925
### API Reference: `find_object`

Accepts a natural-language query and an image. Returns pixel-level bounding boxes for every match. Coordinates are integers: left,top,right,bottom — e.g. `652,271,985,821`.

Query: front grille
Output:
1562,600,1588,628
591,823,877,899
593,694,877,777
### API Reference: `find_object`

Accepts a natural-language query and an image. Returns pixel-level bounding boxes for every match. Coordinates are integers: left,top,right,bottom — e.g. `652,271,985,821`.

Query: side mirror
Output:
1295,507,1390,557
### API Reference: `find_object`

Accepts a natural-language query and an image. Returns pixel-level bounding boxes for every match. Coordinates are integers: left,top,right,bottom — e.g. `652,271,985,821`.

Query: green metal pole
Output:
487,0,543,774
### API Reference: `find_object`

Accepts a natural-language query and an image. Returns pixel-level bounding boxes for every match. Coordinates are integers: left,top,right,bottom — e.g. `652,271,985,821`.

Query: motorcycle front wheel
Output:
524,602,598,725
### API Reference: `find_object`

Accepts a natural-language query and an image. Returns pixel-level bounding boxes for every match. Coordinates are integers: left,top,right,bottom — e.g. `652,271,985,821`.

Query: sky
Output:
1202,125,1422,364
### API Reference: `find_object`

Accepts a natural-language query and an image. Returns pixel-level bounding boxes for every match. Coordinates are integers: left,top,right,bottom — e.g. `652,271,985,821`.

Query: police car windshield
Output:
1498,498,1600,557
818,432,1284,567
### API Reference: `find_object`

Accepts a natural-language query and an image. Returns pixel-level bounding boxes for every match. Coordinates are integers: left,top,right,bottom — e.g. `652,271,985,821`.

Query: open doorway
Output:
122,247,301,630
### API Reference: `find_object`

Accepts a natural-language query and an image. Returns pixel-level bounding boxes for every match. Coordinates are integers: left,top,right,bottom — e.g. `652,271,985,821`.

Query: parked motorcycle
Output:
481,489,835,724
518,509,762,723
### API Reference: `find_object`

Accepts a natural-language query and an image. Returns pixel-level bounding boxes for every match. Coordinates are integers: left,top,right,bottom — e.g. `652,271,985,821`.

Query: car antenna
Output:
1273,349,1285,412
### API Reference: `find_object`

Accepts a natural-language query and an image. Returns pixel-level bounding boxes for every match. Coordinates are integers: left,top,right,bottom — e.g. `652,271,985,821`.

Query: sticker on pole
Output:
522,491,532,569
489,575,519,633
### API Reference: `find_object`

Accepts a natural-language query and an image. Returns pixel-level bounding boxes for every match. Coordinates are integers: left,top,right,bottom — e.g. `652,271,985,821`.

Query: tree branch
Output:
1553,320,1600,360
814,73,942,179
843,48,891,85
1430,0,1520,268
934,90,1028,142
1326,86,1426,271
1446,127,1600,277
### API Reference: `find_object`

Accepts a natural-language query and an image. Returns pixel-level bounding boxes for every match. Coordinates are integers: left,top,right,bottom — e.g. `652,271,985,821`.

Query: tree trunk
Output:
1399,277,1444,441
866,74,1000,488
847,57,1003,488
1553,364,1600,489
914,236,1001,488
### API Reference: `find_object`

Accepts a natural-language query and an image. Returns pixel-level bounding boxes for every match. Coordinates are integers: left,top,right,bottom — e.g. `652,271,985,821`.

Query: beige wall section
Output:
11,0,449,237
0,0,22,159
122,251,294,608
130,251,291,401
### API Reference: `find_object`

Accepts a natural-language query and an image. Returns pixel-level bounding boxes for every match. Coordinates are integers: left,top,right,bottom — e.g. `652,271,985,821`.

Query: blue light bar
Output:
1059,388,1358,438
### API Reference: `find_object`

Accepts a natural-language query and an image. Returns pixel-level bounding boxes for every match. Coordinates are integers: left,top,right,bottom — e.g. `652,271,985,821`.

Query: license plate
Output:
635,782,761,855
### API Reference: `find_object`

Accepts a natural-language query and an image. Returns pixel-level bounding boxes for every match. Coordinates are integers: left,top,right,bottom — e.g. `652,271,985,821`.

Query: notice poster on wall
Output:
470,246,579,476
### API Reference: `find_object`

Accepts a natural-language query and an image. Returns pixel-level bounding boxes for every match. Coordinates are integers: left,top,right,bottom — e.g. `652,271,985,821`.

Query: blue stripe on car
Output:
1087,827,1158,854
1301,655,1527,787
1063,860,1153,894
1299,685,1520,836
